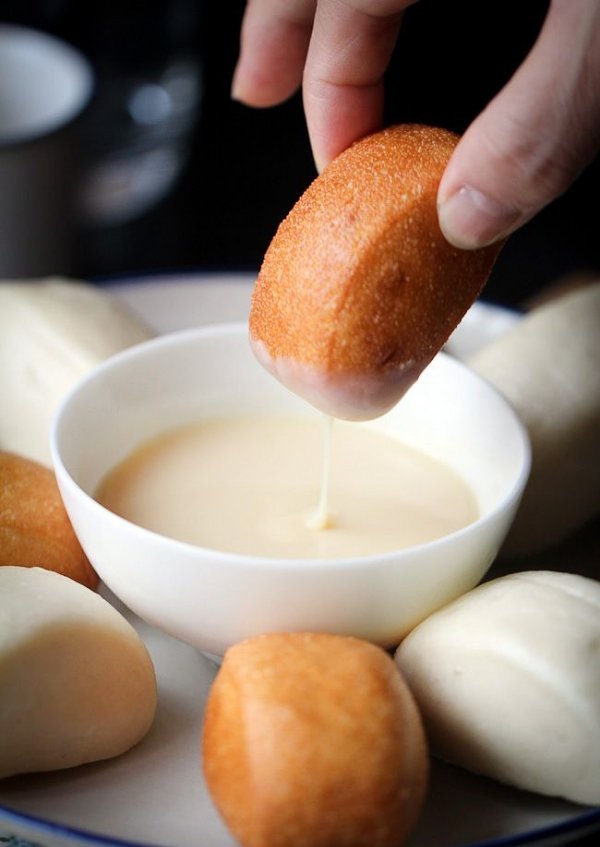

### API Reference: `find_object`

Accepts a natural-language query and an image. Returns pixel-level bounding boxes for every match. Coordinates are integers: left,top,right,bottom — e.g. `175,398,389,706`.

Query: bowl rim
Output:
50,321,532,570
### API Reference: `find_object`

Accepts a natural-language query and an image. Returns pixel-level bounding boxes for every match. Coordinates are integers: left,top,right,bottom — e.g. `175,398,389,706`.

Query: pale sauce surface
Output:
96,417,478,559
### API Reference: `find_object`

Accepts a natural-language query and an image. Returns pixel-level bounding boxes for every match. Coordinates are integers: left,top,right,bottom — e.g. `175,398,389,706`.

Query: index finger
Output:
304,0,418,170
232,0,316,107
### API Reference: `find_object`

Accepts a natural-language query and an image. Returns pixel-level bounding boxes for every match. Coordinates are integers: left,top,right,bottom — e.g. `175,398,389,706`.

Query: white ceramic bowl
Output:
51,322,530,656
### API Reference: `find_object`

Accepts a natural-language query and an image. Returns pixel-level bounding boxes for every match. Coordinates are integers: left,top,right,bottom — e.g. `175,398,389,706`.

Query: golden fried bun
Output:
0,450,98,589
250,124,502,420
202,632,429,847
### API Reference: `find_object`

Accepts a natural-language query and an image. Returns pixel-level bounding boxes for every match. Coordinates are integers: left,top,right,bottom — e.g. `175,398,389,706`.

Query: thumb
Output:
437,0,600,250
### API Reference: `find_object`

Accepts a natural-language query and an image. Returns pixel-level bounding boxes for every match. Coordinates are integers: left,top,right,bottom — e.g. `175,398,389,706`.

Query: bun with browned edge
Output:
250,124,502,420
0,450,98,589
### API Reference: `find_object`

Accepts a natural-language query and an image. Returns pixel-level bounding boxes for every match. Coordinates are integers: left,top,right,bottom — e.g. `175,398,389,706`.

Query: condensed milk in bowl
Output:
51,322,530,657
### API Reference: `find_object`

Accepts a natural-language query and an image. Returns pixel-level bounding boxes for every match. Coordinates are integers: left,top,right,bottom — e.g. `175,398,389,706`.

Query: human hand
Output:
232,0,600,249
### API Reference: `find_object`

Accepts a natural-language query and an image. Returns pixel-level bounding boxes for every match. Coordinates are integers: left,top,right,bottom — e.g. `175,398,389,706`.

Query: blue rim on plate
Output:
2,793,600,847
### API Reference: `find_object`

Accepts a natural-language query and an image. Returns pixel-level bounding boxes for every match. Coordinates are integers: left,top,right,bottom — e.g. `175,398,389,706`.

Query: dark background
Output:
2,0,599,307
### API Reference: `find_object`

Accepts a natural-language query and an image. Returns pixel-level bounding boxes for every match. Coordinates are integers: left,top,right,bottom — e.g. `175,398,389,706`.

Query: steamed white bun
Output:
396,570,600,805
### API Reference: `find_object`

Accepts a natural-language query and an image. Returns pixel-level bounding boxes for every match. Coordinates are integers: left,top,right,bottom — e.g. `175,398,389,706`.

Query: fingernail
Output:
438,186,520,249
313,153,328,174
230,62,252,103
230,71,244,102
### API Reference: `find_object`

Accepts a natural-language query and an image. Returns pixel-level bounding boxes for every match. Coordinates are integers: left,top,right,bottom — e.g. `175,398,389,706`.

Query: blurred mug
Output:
0,23,93,277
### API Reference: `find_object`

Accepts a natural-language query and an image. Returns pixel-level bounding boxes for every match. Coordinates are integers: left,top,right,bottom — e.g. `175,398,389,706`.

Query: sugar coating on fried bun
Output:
250,124,502,420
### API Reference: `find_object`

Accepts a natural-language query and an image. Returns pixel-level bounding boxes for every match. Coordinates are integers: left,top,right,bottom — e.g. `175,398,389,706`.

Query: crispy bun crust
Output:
0,451,98,590
202,632,429,847
250,124,502,419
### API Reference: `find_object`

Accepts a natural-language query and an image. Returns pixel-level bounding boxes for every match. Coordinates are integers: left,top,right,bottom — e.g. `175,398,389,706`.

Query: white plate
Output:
1,272,598,847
